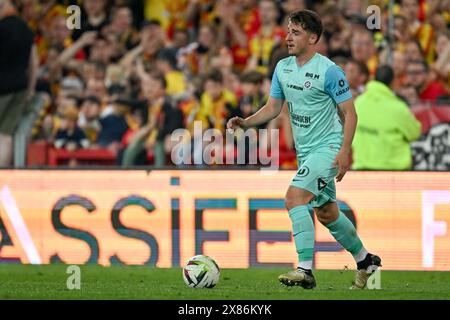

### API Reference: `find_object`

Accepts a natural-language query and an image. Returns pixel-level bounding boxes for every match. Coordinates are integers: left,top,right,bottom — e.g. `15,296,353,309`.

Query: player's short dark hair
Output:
289,10,323,44
375,65,394,86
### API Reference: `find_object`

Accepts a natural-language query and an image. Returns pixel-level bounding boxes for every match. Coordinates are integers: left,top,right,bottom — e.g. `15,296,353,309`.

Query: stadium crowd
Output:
0,0,449,168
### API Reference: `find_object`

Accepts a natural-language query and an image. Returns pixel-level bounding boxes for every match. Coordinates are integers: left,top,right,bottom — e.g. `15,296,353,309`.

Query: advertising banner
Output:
0,170,449,270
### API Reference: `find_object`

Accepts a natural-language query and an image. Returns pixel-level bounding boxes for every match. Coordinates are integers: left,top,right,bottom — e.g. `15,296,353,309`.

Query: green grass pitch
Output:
0,264,449,300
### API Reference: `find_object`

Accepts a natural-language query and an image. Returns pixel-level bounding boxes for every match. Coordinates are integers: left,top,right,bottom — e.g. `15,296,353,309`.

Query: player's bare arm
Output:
333,98,358,182
227,96,285,130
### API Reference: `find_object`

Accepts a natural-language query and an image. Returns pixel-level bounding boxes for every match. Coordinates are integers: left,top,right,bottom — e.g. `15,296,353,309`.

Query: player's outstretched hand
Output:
227,117,245,131
333,149,351,182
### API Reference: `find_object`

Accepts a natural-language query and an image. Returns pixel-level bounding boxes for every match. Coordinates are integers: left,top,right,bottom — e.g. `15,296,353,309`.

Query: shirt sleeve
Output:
324,64,353,104
397,102,422,142
269,64,285,100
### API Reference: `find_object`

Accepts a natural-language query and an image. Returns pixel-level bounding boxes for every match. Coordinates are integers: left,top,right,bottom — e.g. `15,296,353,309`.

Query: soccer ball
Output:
182,255,220,288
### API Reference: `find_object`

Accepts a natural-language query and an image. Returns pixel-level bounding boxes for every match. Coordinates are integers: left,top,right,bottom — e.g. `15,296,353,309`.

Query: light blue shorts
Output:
290,145,339,208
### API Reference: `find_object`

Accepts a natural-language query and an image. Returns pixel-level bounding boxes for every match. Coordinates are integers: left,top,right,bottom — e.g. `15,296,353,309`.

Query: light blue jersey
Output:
270,53,352,158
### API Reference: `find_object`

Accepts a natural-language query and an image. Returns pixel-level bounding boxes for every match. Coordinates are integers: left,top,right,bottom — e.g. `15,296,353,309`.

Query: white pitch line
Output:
0,185,41,264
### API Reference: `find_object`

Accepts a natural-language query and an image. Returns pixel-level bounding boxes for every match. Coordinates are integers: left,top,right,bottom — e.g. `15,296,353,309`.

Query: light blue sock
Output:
326,211,363,256
288,205,315,268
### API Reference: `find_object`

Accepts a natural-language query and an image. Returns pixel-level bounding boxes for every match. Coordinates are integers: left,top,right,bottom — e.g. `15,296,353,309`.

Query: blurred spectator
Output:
41,92,79,142
117,105,146,165
238,70,264,121
406,60,448,103
41,30,97,87
391,50,408,91
89,35,114,65
95,99,131,155
405,40,425,62
209,47,237,95
119,19,166,77
54,105,89,152
351,29,378,75
0,0,37,166
341,0,364,18
352,65,422,170
344,58,370,98
391,14,413,51
397,85,420,106
400,0,435,63
72,0,109,41
178,24,221,78
143,0,189,37
155,48,187,98
78,96,102,144
85,77,109,106
281,0,306,22
431,30,450,88
36,14,73,65
83,60,107,82
320,4,350,48
172,28,190,49
102,5,139,54
217,0,260,71
247,0,285,75
192,70,239,133
122,72,183,167
13,0,450,168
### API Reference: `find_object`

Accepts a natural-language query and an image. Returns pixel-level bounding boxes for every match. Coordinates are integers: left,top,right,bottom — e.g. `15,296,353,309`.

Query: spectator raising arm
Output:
217,0,248,48
432,40,450,80
50,31,98,79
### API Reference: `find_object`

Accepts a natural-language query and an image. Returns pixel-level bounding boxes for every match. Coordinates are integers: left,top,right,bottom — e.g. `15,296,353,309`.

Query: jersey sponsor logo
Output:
303,81,312,89
287,83,303,91
305,72,320,79
336,86,350,96
317,178,327,191
291,114,311,128
296,166,310,178
283,69,294,73
338,79,346,87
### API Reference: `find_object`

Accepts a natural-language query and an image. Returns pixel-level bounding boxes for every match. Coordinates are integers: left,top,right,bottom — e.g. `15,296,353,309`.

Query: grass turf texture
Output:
0,264,449,300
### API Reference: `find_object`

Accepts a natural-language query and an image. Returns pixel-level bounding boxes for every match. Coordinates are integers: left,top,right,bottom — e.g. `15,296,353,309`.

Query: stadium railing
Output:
14,93,47,168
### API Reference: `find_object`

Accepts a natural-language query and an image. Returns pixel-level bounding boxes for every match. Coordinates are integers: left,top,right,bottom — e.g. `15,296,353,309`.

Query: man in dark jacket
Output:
0,0,38,166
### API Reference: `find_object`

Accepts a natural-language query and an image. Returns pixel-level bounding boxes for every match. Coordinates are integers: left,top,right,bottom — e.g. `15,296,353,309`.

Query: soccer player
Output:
227,10,381,289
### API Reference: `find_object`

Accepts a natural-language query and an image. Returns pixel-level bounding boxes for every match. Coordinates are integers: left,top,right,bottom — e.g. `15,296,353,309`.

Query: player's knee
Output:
285,196,310,211
317,214,333,226
316,209,338,226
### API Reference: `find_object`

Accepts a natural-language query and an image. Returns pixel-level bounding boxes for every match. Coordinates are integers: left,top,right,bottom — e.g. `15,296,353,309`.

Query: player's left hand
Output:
333,148,351,182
